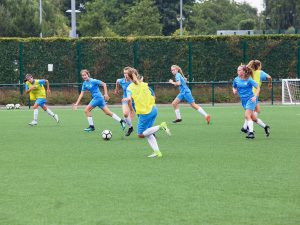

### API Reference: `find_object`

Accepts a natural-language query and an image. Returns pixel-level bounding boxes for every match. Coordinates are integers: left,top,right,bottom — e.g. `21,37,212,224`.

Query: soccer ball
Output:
14,104,21,109
6,104,14,110
101,130,112,141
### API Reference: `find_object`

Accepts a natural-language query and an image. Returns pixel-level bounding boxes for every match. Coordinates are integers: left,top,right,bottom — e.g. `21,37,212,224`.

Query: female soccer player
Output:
73,69,126,132
24,74,59,126
168,65,210,124
114,72,134,136
244,59,271,136
232,65,269,139
122,67,171,158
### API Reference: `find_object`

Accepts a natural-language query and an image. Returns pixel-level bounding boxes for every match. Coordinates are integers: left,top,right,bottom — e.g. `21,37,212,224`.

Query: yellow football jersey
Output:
127,82,155,115
26,79,46,100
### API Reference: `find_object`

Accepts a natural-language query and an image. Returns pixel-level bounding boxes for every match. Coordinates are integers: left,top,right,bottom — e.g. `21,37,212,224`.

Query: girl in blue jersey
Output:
24,74,59,126
122,67,171,158
232,65,269,139
73,69,126,132
169,65,211,124
114,73,134,136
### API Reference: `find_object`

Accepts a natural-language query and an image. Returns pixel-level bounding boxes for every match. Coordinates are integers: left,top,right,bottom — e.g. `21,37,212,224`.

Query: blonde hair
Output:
80,69,90,77
171,65,188,81
247,60,262,71
123,67,141,85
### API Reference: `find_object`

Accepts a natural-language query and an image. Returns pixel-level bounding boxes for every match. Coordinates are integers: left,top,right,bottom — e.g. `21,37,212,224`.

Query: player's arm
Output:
267,74,272,89
114,80,120,95
101,82,110,101
73,91,85,110
169,79,180,86
252,82,260,102
123,90,132,102
232,80,237,95
45,79,51,95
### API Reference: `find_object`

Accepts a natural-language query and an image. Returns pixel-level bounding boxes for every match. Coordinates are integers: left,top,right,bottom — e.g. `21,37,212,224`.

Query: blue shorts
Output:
241,97,257,111
35,98,46,107
176,91,195,104
89,97,106,109
137,106,158,135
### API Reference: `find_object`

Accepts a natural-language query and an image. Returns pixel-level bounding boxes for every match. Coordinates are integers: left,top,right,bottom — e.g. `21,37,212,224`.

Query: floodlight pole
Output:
71,0,77,38
39,0,42,37
180,0,183,36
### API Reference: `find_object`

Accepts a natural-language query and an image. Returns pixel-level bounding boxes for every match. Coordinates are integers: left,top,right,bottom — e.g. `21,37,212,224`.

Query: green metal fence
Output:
0,80,282,107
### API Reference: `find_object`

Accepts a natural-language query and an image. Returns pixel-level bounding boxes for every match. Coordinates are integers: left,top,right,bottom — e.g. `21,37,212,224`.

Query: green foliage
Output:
188,0,258,35
116,0,163,36
0,35,299,85
239,19,255,30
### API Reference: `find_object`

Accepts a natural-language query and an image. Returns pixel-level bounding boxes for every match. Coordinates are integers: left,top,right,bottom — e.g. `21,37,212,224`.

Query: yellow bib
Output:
26,80,46,100
128,82,155,115
252,70,262,95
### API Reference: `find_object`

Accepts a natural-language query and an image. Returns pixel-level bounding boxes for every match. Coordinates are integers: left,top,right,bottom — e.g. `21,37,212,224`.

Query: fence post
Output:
211,81,215,106
19,42,24,95
298,40,300,78
133,42,139,69
243,40,248,64
76,41,82,93
188,42,193,90
271,81,274,105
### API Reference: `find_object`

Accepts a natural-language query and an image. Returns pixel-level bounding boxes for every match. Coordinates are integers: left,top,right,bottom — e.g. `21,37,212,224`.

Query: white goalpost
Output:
282,79,300,105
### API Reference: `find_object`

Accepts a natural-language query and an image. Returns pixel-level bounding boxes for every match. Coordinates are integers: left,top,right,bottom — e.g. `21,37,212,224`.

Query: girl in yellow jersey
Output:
122,67,171,158
242,60,271,136
24,74,59,126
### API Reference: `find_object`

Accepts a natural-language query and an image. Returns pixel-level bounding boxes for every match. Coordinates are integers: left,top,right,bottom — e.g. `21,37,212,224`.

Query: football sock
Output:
256,118,266,128
33,109,38,121
243,120,248,129
124,117,132,128
175,109,181,119
254,111,258,117
46,108,54,117
112,113,121,122
197,107,208,117
87,117,94,126
247,120,254,132
146,134,159,151
143,126,160,136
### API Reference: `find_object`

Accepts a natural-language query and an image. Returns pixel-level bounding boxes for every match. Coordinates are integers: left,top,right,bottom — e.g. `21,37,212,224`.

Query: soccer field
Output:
0,105,299,225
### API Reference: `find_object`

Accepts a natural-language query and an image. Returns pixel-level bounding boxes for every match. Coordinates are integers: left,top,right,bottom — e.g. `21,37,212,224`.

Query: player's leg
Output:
245,109,255,139
28,102,39,125
122,102,133,136
41,101,59,123
101,105,126,130
252,104,270,136
172,96,182,123
84,104,95,131
137,107,162,158
190,101,211,124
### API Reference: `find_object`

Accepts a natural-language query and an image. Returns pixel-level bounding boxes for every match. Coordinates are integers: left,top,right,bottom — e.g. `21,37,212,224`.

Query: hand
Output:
46,89,51,96
114,89,119,95
72,103,78,110
104,94,110,101
268,83,272,90
169,79,173,84
232,89,237,95
251,96,257,102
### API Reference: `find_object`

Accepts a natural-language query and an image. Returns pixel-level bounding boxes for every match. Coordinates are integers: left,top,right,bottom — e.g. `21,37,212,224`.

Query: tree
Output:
116,0,163,36
239,19,255,30
77,0,117,36
264,0,298,30
0,0,69,37
187,0,258,35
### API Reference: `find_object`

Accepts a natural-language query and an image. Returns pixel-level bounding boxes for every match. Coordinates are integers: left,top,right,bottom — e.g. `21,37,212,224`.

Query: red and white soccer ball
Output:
101,130,112,141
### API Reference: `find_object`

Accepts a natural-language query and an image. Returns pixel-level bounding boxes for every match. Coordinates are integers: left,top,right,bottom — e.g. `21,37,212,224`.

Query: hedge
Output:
0,35,299,85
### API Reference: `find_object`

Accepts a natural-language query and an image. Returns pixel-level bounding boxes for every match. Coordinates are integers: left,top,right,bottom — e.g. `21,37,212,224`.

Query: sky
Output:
235,0,264,13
